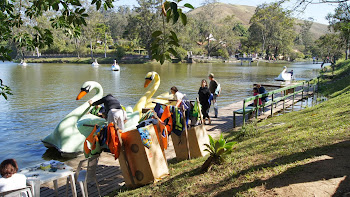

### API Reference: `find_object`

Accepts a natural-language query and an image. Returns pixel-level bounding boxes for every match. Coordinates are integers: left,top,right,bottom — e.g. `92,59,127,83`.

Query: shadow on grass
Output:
207,140,350,196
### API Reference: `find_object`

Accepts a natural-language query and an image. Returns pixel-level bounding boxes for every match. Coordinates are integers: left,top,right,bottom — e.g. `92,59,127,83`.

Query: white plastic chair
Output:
0,186,33,197
75,155,101,197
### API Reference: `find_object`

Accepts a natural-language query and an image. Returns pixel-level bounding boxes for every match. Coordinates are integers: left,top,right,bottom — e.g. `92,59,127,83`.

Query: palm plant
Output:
201,134,236,172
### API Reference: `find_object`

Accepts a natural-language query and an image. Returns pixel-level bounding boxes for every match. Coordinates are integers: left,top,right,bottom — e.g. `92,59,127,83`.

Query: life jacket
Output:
106,122,121,160
172,108,184,136
153,122,168,150
161,105,173,134
84,125,102,158
91,106,102,116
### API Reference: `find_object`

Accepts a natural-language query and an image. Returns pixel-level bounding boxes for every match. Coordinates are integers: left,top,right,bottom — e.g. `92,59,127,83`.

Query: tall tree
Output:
315,33,343,62
124,0,161,58
248,3,296,59
327,2,350,59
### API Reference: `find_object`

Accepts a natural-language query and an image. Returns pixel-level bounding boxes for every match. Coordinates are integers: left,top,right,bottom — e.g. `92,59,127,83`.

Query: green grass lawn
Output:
110,60,350,196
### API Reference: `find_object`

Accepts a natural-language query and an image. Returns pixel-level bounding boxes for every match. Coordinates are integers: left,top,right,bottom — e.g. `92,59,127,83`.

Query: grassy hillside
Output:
188,2,329,39
111,60,350,196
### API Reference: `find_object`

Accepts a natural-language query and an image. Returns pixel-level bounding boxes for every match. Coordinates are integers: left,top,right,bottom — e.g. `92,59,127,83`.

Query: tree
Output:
248,3,296,60
300,18,315,57
1,0,192,99
327,2,350,59
124,0,161,59
315,33,343,62
95,23,111,58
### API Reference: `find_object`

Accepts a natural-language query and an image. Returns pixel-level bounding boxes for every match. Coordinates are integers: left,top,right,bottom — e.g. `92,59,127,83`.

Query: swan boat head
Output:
144,71,158,88
42,81,105,156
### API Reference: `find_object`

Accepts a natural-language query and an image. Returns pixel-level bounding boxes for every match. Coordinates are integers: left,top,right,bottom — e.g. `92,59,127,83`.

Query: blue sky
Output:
114,0,338,25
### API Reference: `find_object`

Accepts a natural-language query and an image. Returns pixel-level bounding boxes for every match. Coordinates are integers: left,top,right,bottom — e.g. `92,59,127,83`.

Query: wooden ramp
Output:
38,89,315,196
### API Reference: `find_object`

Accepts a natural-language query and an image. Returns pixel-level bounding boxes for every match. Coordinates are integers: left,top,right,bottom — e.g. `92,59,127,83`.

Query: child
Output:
253,87,262,107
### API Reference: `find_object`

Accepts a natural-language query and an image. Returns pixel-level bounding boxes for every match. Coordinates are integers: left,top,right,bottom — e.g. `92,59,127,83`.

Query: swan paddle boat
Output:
42,81,140,157
19,60,27,66
111,60,120,71
274,66,295,81
92,59,99,67
133,71,174,116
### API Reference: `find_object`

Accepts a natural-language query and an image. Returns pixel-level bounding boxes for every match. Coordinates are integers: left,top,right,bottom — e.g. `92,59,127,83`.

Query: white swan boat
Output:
19,60,27,66
91,59,99,67
42,81,140,157
274,66,295,81
111,60,120,71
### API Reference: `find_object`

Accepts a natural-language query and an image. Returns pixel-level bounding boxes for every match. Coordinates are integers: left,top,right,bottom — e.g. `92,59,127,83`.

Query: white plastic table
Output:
19,162,77,197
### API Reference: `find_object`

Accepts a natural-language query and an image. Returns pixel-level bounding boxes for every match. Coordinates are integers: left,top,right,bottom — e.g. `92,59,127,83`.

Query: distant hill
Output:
188,2,329,38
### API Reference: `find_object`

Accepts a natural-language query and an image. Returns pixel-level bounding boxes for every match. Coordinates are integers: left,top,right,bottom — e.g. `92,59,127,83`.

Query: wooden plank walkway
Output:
38,89,314,196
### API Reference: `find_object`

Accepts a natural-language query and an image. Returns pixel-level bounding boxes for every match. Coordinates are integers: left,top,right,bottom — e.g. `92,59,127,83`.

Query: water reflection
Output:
0,61,321,167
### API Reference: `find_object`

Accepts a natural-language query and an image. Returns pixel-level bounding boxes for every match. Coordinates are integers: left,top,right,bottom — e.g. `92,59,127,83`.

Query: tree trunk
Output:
90,41,93,60
104,32,107,58
274,46,278,59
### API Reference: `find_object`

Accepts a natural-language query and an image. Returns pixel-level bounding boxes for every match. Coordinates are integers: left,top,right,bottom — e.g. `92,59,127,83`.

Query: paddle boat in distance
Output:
19,60,28,66
274,66,295,81
91,59,99,67
111,60,120,71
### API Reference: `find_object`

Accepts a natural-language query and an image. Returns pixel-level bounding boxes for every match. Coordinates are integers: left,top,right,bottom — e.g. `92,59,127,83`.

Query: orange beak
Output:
76,91,87,100
144,79,152,88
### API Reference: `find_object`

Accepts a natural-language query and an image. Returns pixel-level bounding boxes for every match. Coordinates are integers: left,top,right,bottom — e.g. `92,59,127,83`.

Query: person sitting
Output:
288,69,294,77
256,84,268,102
248,87,262,107
89,104,105,118
0,159,26,193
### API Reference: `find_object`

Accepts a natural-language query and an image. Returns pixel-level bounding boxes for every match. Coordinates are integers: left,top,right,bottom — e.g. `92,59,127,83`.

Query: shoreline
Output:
17,56,313,64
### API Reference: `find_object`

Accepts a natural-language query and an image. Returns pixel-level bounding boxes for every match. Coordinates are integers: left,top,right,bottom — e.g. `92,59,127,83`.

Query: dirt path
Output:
255,141,350,197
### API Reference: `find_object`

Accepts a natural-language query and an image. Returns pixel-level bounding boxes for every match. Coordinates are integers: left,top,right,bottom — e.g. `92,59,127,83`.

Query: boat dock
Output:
38,83,317,196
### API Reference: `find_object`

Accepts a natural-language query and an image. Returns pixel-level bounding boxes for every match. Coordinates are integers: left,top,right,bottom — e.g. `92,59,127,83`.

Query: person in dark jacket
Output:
198,79,211,124
256,84,268,102
88,94,127,130
208,73,221,118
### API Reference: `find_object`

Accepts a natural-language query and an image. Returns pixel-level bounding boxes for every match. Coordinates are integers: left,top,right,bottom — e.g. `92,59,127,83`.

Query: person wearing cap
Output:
208,73,221,118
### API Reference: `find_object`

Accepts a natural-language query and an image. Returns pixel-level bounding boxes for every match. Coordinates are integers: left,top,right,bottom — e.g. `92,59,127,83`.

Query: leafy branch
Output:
0,79,13,100
151,0,194,64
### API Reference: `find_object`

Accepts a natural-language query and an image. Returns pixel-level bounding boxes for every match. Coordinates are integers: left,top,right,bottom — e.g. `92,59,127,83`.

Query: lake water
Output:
0,61,322,168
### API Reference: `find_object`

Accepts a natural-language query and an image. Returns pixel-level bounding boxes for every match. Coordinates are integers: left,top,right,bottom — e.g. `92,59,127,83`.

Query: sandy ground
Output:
254,141,350,197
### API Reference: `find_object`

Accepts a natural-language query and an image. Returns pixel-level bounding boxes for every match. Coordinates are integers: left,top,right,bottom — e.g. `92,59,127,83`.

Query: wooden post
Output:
242,100,246,127
292,87,295,111
301,82,304,109
301,82,304,99
270,94,274,117
182,105,190,160
283,90,286,114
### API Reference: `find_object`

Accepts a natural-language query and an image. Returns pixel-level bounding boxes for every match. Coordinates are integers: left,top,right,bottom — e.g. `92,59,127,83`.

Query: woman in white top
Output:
170,86,184,107
0,159,26,193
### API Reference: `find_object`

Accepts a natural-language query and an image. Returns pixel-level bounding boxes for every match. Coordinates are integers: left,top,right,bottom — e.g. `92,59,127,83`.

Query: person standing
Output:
198,79,211,124
88,94,127,130
208,73,221,118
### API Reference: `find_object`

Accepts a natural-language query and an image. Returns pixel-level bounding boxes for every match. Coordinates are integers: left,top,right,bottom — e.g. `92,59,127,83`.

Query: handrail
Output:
244,79,316,103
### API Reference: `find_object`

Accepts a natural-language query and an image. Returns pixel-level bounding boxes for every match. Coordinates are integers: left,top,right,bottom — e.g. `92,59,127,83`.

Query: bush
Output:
289,51,305,61
217,48,229,60
115,46,125,60
175,47,188,60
